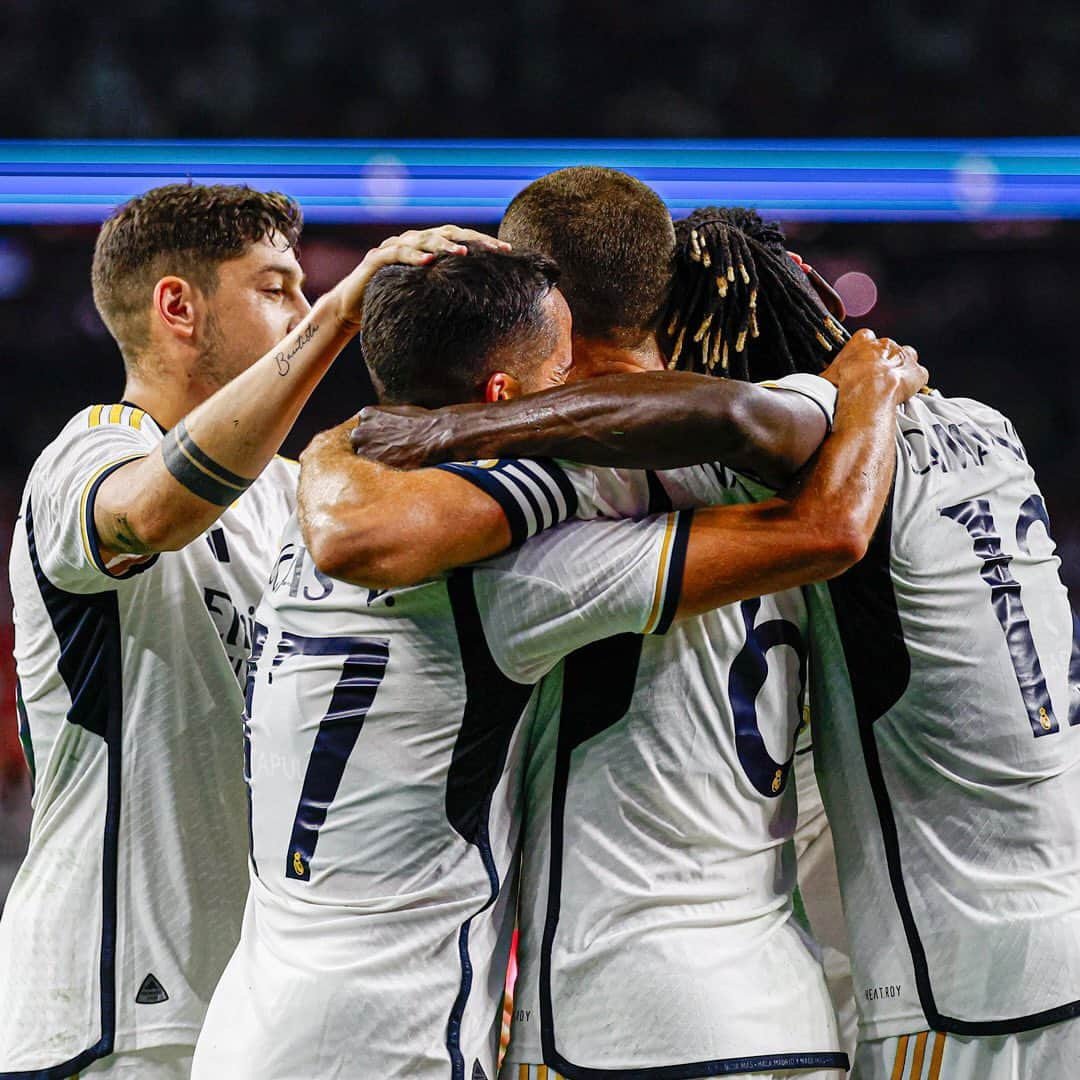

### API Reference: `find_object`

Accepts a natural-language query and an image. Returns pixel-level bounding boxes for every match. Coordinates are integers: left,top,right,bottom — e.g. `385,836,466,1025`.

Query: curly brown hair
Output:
91,183,303,366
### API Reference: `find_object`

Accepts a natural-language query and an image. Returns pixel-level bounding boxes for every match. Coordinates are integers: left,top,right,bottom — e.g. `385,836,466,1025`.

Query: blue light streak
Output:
2,139,1080,223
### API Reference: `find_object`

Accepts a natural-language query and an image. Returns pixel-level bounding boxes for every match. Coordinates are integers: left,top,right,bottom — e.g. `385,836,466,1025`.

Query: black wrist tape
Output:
161,420,254,507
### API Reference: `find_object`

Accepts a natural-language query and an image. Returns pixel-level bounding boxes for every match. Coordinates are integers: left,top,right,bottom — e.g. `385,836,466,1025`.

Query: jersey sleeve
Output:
435,375,836,537
29,406,160,593
759,372,838,426
433,458,582,547
472,510,693,684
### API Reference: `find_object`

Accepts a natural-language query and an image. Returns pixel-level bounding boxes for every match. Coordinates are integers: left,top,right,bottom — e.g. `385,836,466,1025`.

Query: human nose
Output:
287,290,312,332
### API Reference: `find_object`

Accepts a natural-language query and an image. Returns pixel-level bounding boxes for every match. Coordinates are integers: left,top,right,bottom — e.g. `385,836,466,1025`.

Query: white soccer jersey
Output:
191,508,688,1080
805,390,1080,1040
442,374,848,1077
1,403,297,1077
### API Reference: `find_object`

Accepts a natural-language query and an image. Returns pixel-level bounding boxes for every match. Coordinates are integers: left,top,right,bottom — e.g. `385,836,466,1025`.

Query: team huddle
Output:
2,168,1078,1080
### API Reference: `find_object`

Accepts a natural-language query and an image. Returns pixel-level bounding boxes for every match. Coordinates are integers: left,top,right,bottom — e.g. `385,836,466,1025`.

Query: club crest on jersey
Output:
293,850,307,877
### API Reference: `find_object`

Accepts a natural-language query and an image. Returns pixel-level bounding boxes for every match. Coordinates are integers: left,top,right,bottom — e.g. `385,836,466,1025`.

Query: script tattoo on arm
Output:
276,322,320,376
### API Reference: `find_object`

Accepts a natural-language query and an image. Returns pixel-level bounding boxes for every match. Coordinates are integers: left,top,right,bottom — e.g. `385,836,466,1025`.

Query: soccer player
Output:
356,205,1080,1079
301,170,922,1079
1,181,502,1079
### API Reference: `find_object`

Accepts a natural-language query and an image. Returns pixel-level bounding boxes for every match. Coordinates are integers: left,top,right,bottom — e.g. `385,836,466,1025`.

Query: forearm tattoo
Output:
161,419,255,506
275,321,319,376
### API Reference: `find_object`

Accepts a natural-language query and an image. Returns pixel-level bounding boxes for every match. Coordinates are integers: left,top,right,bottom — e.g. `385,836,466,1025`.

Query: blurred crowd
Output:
1,0,1078,141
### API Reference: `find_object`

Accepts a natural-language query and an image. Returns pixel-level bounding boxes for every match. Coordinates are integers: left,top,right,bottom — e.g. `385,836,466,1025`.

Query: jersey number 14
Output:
941,493,1080,738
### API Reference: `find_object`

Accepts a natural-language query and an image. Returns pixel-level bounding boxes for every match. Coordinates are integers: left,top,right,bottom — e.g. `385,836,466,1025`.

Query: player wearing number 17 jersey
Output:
192,249,698,1080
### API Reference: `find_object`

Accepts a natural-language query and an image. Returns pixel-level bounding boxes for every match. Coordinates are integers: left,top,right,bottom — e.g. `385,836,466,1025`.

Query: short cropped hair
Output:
91,183,303,365
498,166,674,344
361,249,561,408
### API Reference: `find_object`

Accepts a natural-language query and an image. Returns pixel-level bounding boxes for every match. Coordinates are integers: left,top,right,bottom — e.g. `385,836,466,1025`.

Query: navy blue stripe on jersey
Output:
645,470,672,514
84,459,160,580
242,621,269,878
827,494,1080,1036
435,460,574,547
523,459,579,520
445,570,536,1080
650,511,693,637
3,502,123,1078
538,635,846,1077
1069,610,1080,727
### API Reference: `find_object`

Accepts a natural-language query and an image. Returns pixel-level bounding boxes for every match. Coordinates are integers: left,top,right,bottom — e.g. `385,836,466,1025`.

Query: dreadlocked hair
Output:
660,206,848,381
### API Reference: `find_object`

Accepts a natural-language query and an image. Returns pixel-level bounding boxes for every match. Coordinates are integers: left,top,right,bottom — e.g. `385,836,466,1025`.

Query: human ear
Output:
484,371,522,402
152,276,197,341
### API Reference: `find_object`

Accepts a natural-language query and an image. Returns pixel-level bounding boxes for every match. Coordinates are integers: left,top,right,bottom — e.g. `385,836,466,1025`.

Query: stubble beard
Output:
194,308,260,391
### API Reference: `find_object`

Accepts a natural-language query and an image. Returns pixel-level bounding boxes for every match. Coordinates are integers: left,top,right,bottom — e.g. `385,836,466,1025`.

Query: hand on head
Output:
335,225,511,326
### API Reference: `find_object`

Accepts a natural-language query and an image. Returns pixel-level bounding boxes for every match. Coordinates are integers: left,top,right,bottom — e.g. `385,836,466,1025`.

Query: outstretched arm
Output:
350,370,829,489
91,227,506,565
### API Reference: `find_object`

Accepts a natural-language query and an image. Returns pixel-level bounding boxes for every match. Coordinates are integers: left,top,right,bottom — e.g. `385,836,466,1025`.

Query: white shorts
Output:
74,1044,192,1079
853,1019,1080,1080
506,1064,845,1079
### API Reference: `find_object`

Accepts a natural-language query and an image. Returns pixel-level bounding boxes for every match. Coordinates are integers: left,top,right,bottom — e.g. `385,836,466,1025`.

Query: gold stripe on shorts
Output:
520,1066,566,1080
908,1031,928,1078
927,1032,946,1080
890,1034,910,1080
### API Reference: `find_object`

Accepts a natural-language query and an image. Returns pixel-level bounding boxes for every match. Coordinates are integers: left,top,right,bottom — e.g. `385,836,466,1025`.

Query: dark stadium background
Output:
3,0,1080,901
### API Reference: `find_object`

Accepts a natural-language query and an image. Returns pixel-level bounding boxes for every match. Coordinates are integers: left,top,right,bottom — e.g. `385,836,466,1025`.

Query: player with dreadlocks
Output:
663,206,847,380
664,206,862,1064
350,196,1080,1080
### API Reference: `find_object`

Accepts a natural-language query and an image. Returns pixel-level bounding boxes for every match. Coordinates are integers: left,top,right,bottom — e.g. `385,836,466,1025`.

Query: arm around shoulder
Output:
298,420,513,589
675,337,926,619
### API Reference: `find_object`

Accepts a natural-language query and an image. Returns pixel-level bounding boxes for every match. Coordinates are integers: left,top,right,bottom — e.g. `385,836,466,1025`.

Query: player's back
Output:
808,390,1080,1039
193,504,687,1080
194,514,533,1080
499,460,845,1076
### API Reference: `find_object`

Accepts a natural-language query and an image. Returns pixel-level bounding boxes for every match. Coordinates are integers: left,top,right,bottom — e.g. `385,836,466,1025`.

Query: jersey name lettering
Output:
899,414,1025,476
